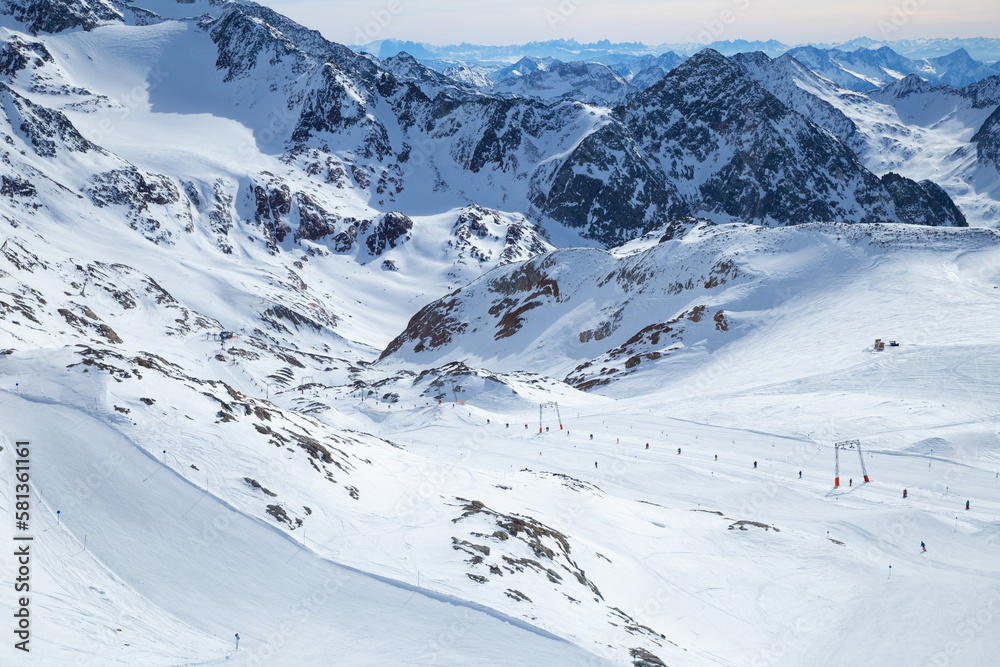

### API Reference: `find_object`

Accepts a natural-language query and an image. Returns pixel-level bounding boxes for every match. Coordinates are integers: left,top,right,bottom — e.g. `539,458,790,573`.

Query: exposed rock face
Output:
536,122,685,247
251,175,292,245
880,172,968,227
0,82,98,156
0,0,122,35
960,74,1000,109
626,50,893,224
0,35,52,76
365,211,413,256
87,167,185,244
379,293,466,360
537,49,967,235
973,105,1000,170
732,51,868,156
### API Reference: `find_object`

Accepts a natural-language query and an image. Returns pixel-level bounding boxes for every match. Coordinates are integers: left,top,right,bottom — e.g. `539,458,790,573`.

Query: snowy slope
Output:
377,220,1000,388
6,215,1000,665
0,2,999,666
0,388,612,666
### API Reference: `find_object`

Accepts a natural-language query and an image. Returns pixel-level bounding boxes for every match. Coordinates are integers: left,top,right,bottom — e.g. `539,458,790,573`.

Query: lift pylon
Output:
834,440,871,487
539,401,562,433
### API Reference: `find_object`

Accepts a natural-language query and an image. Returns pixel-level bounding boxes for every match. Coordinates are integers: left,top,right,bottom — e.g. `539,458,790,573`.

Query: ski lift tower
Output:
834,439,871,487
539,401,563,433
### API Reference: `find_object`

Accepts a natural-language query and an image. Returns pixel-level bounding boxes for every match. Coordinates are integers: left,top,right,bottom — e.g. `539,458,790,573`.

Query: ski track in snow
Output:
0,390,611,666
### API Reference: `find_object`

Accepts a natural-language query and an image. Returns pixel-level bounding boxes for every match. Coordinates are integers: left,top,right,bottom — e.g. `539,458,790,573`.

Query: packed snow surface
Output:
0,2,998,666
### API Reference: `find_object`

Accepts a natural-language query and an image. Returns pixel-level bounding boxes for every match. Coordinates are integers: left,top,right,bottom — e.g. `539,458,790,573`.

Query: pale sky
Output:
262,0,1000,47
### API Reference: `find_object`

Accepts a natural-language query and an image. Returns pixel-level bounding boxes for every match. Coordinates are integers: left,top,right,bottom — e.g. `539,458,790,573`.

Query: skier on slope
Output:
921,541,926,552
966,500,970,510
753,461,757,469
903,489,907,498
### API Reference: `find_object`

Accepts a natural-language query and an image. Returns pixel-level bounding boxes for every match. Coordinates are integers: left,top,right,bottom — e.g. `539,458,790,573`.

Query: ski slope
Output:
0,2,998,665
3,215,1000,664
0,387,611,666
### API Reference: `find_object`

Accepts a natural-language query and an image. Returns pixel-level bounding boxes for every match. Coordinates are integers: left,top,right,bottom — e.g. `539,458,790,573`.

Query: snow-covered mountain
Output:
2,2,1000,666
0,0,962,254
732,50,1000,226
440,62,493,88
490,55,560,82
535,50,966,245
367,37,1000,89
786,45,998,91
828,36,1000,62
360,36,795,63
609,52,684,93
492,60,637,106
731,51,868,153
381,51,482,99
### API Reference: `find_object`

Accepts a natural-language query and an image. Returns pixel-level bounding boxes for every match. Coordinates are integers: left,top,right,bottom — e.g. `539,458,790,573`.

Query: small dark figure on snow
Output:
590,434,593,440
921,541,926,552
677,447,681,455
903,489,907,498
753,461,757,469
715,454,718,461
799,471,802,479
849,479,852,487
966,500,970,510
645,443,649,449
595,461,598,469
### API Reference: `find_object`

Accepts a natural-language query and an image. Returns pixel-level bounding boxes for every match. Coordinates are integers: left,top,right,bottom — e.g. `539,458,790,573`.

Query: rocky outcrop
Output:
972,105,1000,170
365,211,413,256
0,82,98,156
880,172,968,227
0,0,122,35
535,122,685,247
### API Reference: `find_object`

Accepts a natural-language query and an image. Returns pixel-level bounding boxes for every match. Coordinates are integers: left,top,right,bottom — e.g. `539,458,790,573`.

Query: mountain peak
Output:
636,47,768,110
0,0,122,34
876,73,936,98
